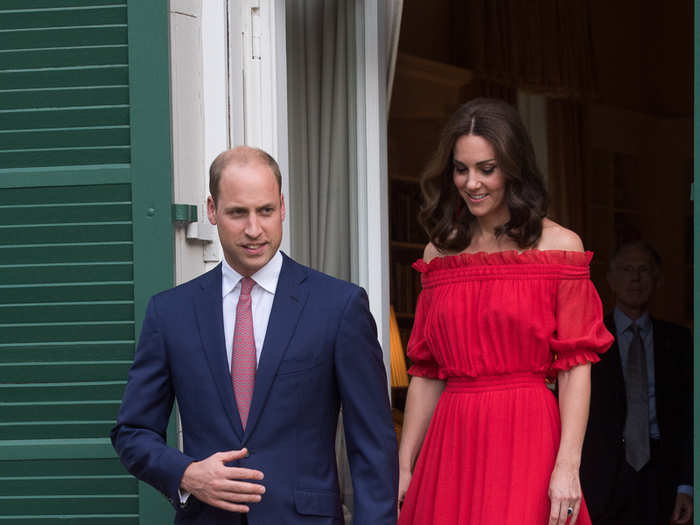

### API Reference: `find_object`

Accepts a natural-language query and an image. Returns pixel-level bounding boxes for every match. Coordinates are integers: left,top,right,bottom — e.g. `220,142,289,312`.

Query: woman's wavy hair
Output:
418,98,548,252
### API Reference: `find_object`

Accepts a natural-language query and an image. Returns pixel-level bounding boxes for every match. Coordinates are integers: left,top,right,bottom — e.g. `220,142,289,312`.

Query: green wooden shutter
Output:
0,1,174,523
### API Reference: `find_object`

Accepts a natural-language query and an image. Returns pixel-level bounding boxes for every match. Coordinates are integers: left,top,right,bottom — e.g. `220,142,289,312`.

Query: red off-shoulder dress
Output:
398,250,613,525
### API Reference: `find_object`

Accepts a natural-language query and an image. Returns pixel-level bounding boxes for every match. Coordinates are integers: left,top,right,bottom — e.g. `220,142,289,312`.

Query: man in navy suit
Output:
580,241,692,524
111,146,398,524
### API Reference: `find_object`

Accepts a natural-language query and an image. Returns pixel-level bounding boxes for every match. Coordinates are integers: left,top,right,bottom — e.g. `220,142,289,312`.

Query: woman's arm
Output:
398,376,446,508
548,363,591,525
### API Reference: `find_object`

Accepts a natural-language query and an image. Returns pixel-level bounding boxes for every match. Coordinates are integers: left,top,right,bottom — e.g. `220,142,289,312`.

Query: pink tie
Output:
232,277,256,429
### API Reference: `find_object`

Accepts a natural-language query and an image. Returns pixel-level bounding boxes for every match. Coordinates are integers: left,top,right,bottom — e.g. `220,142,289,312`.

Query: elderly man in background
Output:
581,241,693,524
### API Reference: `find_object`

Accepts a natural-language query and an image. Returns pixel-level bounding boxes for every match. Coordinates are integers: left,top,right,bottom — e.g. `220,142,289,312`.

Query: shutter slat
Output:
0,1,125,11
0,106,129,129
1,495,137,515
1,244,133,265
0,204,131,224
0,514,139,525
2,342,133,363
0,477,135,497
0,66,127,90
1,382,126,403
1,184,130,204
0,128,129,148
0,263,132,284
2,323,134,344
1,402,121,422
0,422,117,440
1,362,132,383
1,283,133,302
2,303,133,324
0,46,127,73
0,27,127,51
0,223,131,245
0,148,130,169
0,6,126,30
0,88,129,111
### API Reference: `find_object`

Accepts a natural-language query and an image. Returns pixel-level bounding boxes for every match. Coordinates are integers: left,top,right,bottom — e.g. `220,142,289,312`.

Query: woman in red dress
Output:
397,99,613,525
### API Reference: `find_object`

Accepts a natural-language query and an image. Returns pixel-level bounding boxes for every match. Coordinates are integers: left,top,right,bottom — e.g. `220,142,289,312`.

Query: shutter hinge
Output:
172,204,198,224
172,204,217,242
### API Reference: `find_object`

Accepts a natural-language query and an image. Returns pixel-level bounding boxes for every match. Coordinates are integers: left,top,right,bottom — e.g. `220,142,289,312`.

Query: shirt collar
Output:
614,307,652,335
221,250,283,296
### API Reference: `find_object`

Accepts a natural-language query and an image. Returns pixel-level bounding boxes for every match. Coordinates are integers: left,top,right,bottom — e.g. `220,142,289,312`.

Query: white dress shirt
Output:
222,250,283,367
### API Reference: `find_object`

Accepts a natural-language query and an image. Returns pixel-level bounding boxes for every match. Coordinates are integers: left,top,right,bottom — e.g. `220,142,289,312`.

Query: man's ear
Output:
206,195,217,225
280,193,286,222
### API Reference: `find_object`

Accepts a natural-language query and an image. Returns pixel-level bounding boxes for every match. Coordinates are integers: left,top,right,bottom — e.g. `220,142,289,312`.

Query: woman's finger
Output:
549,497,564,525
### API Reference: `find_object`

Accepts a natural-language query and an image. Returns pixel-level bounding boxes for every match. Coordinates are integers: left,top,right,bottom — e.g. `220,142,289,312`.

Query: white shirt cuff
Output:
677,485,694,497
178,488,191,505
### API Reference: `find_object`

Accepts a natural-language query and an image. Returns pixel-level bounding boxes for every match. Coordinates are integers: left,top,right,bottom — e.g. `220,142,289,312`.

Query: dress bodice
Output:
407,250,613,380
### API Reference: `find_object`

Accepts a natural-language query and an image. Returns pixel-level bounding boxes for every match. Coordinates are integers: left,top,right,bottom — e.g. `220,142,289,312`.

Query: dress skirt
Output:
398,373,592,525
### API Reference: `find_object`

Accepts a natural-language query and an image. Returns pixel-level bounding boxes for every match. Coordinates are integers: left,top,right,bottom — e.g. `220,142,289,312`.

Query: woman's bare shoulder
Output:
537,218,584,252
423,242,441,263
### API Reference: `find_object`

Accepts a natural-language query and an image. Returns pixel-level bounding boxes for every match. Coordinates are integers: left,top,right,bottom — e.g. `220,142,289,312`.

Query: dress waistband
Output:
445,372,546,393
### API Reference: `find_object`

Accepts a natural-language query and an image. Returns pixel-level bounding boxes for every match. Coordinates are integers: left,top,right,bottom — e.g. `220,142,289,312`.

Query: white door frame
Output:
355,0,391,382
228,0,291,254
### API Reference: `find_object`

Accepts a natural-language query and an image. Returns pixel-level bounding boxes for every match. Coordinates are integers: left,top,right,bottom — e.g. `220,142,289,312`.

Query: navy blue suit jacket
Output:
111,254,398,524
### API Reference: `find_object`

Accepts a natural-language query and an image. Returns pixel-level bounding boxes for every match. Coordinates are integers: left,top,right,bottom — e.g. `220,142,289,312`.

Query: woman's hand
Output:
397,468,412,519
548,462,582,525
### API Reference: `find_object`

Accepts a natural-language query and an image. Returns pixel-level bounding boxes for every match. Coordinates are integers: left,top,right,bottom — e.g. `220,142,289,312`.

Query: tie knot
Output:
240,277,255,296
628,323,641,337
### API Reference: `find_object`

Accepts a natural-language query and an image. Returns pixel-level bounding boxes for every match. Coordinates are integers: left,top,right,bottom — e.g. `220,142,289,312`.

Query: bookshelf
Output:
387,54,476,418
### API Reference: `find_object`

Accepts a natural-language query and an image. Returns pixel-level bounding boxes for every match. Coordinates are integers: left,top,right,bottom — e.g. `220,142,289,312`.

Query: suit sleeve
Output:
333,287,398,525
110,296,194,509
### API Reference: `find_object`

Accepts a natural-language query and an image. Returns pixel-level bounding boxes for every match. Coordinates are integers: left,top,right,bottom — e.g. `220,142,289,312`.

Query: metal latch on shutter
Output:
172,204,217,241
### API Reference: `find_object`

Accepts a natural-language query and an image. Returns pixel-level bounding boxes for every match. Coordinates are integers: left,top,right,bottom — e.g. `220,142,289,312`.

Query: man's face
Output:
207,160,285,276
607,246,658,312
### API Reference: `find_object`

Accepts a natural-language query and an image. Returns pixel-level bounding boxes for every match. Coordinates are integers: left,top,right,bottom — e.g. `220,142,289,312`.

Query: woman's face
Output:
452,134,508,223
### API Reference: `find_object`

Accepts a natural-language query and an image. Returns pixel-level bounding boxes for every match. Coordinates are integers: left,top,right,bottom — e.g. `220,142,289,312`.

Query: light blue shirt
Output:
613,307,693,497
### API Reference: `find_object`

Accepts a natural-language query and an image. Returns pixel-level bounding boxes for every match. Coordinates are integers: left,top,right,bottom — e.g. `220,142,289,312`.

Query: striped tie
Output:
232,277,256,429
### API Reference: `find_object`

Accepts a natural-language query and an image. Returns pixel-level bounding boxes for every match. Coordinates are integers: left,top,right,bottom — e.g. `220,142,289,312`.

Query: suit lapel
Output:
194,264,244,440
242,254,309,442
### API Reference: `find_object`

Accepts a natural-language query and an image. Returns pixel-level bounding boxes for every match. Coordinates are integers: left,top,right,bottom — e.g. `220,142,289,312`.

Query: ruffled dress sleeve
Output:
549,272,613,373
406,261,441,379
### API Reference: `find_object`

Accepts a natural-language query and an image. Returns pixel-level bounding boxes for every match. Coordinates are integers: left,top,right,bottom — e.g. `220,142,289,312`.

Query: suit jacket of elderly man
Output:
580,314,692,523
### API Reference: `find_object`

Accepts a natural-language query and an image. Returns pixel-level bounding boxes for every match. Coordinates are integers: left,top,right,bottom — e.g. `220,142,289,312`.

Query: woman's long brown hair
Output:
419,98,548,253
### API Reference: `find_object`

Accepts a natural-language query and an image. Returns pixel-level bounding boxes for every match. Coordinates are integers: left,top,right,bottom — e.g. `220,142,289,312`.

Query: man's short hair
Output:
209,146,282,204
609,240,663,273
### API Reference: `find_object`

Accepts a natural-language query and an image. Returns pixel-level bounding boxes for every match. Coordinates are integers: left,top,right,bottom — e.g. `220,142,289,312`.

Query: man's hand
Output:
671,492,693,524
180,448,265,513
